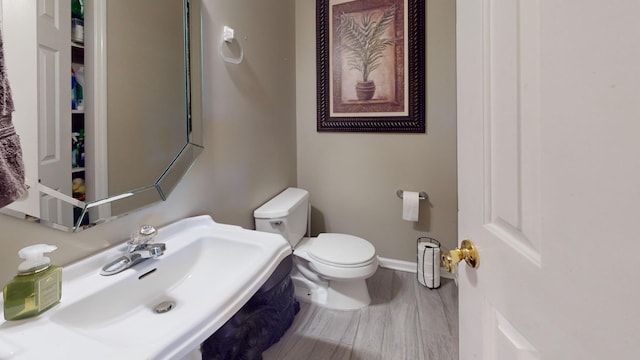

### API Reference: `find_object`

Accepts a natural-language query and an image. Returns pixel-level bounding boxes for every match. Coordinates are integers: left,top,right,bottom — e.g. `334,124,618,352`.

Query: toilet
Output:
254,187,378,310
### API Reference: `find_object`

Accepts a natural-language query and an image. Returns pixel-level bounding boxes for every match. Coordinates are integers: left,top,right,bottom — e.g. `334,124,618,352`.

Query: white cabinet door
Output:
37,0,73,227
457,0,640,358
2,0,73,225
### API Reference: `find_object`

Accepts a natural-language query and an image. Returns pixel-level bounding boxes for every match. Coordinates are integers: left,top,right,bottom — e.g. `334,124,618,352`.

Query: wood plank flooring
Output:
262,268,459,360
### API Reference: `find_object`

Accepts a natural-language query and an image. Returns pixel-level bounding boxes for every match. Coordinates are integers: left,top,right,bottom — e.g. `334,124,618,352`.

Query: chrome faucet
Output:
100,225,166,276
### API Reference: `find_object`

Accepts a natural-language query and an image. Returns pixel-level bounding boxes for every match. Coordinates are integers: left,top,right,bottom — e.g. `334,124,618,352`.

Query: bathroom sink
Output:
0,215,291,359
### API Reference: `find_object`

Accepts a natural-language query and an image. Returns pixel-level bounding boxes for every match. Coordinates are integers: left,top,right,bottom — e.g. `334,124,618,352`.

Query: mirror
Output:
0,0,203,232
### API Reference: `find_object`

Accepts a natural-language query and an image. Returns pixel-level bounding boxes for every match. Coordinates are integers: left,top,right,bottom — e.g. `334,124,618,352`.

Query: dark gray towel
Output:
0,23,27,208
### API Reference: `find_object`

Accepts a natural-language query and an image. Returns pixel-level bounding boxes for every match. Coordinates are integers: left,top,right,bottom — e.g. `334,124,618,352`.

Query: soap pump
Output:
3,244,62,321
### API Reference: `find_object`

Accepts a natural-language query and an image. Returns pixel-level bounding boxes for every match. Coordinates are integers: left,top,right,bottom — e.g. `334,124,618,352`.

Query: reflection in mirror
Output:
0,0,203,232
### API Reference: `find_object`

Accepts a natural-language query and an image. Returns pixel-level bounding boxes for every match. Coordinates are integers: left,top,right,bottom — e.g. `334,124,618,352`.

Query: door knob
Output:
441,239,479,273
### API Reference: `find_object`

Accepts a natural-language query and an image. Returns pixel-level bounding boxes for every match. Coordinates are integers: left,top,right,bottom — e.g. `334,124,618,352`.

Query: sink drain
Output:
153,301,176,314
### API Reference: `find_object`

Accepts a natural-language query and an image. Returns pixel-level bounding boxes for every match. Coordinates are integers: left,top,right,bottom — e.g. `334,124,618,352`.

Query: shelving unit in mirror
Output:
71,1,88,227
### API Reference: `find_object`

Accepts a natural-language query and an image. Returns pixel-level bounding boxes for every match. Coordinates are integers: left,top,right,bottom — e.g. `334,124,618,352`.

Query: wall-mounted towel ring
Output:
219,25,244,64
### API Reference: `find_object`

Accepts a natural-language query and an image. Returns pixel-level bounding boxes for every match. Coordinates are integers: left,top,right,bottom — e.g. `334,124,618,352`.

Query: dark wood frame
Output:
317,0,425,133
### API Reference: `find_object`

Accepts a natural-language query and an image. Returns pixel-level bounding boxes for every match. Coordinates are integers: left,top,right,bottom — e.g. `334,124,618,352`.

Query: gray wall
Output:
0,0,296,286
0,0,456,286
295,0,457,261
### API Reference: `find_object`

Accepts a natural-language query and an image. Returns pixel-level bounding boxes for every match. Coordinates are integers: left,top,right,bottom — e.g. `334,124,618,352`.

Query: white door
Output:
457,0,640,359
37,0,73,227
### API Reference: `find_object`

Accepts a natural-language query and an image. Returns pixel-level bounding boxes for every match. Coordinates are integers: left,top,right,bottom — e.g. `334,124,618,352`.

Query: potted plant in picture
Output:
336,4,397,101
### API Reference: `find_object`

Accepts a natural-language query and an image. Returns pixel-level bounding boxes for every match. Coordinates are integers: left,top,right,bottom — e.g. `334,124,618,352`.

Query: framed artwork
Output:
316,0,425,133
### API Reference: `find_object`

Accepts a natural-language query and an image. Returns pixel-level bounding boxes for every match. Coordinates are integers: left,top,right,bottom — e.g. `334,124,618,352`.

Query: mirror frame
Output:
1,0,203,232
73,0,204,232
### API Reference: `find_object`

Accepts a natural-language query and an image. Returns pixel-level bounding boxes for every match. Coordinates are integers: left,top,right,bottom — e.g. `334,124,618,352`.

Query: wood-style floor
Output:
262,268,459,360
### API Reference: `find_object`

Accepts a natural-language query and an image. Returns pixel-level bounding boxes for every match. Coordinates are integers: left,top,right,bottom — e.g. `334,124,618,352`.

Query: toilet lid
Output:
309,233,376,266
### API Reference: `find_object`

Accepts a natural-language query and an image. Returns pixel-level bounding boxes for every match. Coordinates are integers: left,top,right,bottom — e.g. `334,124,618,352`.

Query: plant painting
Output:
336,4,397,101
317,0,425,133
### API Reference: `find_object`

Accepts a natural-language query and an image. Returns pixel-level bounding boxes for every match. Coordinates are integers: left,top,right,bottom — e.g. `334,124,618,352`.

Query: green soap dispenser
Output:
3,244,62,321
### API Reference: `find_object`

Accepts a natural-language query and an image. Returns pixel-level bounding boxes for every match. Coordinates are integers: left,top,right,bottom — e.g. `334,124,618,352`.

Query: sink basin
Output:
0,215,291,359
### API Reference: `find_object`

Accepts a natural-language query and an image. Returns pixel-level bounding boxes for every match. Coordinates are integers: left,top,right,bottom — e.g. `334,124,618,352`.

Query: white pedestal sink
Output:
0,215,291,359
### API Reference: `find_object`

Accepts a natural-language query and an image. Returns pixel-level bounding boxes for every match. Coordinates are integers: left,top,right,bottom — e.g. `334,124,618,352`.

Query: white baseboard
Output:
377,256,456,280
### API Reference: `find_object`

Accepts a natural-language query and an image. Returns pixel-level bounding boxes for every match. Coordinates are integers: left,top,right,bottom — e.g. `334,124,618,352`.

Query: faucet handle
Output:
127,225,157,252
138,225,157,238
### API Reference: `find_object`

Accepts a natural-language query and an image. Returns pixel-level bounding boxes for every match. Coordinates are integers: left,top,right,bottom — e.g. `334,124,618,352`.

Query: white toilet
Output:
254,187,379,310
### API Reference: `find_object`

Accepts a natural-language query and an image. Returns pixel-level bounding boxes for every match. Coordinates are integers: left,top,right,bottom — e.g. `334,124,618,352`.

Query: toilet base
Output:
327,279,371,310
291,273,372,311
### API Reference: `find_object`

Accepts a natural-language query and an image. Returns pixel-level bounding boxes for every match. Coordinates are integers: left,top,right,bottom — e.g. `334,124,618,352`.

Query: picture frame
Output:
316,0,425,133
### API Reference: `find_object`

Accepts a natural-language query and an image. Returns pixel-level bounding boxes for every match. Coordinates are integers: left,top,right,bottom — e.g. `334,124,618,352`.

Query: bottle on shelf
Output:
71,68,77,110
75,66,84,111
71,132,79,168
71,0,83,20
71,0,84,44
77,129,85,168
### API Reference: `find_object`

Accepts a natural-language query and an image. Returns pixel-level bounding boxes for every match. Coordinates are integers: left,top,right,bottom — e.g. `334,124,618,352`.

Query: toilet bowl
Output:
293,234,378,310
254,187,378,310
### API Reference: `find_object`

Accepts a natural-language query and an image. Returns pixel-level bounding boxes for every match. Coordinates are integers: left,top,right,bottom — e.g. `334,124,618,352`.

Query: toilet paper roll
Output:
402,191,420,222
417,242,440,289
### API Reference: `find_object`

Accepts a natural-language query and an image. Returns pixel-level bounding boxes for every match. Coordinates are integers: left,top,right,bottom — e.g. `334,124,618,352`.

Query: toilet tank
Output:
254,187,309,247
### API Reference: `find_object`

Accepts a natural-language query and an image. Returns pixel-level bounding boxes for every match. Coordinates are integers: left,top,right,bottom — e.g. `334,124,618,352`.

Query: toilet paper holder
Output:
396,190,428,200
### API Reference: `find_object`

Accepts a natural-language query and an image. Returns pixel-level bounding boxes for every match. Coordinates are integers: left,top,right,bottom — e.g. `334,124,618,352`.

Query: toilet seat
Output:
293,234,379,280
308,233,376,268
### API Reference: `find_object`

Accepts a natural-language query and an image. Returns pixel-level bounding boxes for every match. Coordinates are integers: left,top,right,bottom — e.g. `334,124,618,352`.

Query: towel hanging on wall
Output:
0,21,27,208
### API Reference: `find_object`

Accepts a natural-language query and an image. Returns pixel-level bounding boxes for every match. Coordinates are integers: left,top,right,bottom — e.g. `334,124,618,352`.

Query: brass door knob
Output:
441,239,479,273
